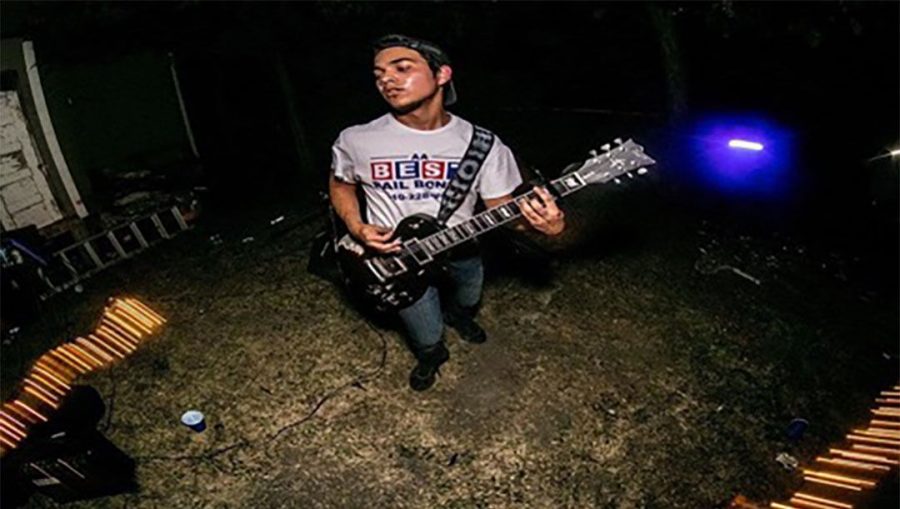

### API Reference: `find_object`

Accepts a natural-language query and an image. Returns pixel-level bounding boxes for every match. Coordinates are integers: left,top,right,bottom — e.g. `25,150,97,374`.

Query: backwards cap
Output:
372,34,457,106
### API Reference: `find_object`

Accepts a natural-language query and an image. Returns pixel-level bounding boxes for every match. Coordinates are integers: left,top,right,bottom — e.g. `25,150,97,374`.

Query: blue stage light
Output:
687,115,795,198
728,139,764,151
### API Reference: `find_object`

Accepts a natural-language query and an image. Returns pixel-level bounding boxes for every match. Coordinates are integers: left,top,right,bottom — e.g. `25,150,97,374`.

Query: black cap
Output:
372,34,457,106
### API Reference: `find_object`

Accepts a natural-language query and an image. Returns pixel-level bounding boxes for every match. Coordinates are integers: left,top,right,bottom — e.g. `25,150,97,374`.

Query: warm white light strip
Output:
789,497,846,509
793,492,852,508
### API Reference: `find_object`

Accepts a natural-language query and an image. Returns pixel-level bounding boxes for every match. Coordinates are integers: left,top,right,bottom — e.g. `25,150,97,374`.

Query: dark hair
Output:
372,34,451,71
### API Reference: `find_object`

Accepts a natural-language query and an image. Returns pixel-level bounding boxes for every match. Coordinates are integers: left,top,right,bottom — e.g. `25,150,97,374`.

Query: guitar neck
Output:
419,172,588,257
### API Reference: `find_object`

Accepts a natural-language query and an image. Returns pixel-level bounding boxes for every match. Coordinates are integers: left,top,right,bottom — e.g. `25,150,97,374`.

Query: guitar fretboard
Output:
416,172,587,257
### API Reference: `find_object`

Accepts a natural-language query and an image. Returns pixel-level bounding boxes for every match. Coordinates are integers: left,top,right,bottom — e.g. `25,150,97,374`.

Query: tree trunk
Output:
647,5,688,122
272,50,315,177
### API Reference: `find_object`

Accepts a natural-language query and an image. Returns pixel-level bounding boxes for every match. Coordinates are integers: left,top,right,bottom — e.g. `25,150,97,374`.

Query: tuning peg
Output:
626,173,634,179
614,138,623,145
589,149,598,158
601,143,611,152
637,168,648,175
613,178,621,185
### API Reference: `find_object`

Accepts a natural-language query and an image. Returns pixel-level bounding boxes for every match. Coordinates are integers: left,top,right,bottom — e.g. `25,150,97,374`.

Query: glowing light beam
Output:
728,139,765,151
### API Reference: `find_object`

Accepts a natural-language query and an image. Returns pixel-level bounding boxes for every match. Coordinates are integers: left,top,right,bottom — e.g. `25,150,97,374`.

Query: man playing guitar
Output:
329,34,565,391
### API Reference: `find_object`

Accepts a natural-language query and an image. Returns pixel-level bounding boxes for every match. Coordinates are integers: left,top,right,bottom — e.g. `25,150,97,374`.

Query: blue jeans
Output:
397,256,483,351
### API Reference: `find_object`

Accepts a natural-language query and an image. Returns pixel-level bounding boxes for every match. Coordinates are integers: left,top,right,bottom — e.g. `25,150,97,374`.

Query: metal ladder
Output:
39,206,191,299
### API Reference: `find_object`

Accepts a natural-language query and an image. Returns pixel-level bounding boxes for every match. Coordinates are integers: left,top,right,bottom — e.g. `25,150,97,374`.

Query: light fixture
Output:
728,139,764,151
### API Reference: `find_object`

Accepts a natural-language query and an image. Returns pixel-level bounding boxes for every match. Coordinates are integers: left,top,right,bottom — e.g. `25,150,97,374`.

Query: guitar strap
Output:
436,125,495,225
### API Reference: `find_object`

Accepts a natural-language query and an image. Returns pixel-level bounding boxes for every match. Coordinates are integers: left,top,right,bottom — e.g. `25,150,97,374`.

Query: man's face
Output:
373,46,450,111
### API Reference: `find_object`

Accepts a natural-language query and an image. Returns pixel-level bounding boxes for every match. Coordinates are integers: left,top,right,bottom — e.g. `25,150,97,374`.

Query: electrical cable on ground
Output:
132,319,389,466
59,207,388,477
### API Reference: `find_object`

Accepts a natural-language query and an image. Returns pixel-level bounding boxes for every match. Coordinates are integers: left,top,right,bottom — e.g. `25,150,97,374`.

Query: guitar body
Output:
336,214,444,312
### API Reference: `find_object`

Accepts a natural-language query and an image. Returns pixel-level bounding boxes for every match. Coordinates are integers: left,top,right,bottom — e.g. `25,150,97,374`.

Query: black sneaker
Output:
409,363,441,391
444,306,487,344
409,342,449,392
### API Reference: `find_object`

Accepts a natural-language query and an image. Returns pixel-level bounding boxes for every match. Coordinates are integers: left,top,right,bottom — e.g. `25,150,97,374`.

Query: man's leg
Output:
398,286,449,391
444,256,487,343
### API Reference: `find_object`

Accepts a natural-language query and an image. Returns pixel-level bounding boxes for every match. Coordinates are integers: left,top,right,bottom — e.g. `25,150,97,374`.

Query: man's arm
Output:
483,186,565,236
329,175,364,235
329,175,401,253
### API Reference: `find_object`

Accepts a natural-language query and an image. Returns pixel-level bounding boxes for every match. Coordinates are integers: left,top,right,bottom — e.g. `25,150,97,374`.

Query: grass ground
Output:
3,188,897,508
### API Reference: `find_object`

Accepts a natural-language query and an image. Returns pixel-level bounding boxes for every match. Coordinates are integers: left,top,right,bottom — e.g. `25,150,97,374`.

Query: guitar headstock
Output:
565,138,656,185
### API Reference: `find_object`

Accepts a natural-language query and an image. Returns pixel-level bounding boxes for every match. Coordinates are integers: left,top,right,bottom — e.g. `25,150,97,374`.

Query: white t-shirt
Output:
331,113,522,228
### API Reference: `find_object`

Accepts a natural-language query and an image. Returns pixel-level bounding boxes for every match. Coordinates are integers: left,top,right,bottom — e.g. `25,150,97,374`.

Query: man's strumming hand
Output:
350,222,402,253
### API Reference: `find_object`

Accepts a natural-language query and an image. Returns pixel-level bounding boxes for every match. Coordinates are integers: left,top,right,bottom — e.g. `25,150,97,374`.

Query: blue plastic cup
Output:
786,418,808,441
181,410,206,432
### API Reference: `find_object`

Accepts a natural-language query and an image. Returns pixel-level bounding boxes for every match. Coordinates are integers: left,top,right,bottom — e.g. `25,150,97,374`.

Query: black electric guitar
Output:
336,139,656,312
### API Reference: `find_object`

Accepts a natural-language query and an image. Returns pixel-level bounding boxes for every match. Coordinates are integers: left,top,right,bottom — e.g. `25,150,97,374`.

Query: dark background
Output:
1,0,897,277
1,4,898,506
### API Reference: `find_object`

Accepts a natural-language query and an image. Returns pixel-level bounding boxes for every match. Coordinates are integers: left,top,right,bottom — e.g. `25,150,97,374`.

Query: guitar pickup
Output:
404,239,433,265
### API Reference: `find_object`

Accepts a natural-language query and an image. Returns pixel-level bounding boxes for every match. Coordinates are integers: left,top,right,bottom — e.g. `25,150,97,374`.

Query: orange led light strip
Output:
802,476,862,491
801,469,875,487
0,298,165,456
830,448,898,465
770,382,899,508
816,455,890,472
94,328,134,354
851,444,900,457
789,497,846,509
846,434,900,447
793,492,852,509
854,427,900,438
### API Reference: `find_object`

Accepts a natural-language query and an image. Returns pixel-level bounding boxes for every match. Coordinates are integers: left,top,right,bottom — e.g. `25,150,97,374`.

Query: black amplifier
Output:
1,385,137,506
22,428,137,503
